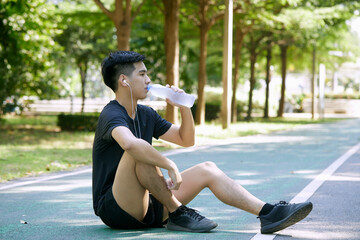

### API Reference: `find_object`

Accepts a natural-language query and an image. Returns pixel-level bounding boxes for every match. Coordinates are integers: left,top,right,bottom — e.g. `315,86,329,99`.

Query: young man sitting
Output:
92,51,313,233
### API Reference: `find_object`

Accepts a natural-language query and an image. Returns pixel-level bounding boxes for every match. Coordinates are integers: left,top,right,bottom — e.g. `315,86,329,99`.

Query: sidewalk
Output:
1,119,359,240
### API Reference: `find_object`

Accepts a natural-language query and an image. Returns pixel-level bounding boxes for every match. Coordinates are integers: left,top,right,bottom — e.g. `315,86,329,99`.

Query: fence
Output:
23,98,166,114
302,98,360,116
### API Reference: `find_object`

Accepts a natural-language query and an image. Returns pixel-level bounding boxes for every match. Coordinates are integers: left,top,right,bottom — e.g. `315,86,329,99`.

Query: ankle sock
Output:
259,203,274,216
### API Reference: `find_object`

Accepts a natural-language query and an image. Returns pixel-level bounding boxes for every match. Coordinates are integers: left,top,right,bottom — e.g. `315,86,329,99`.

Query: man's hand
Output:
167,162,182,190
165,84,186,108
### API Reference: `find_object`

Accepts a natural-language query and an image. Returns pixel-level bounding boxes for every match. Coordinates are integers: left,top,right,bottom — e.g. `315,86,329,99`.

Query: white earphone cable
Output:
127,81,141,139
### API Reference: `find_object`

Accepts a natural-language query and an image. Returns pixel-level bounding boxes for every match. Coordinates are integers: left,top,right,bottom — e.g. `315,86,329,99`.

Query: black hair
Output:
101,51,146,92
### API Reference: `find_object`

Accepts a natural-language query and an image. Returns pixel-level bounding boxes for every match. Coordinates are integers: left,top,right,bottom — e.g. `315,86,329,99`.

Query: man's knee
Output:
192,161,221,187
198,161,221,176
200,161,218,170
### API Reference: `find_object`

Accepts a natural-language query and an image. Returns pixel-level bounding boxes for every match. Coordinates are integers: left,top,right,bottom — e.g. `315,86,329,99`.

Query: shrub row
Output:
57,113,100,131
324,93,360,99
56,100,258,131
303,92,360,99
191,100,246,122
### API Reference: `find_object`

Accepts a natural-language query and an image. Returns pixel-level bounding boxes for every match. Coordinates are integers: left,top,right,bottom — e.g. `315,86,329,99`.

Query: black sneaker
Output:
259,201,313,234
166,205,218,233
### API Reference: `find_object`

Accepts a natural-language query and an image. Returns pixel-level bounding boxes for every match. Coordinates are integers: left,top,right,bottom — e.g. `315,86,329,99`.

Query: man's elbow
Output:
121,140,136,152
182,138,195,147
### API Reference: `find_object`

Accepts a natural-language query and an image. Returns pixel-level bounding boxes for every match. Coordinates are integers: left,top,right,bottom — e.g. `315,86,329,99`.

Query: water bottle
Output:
147,84,196,108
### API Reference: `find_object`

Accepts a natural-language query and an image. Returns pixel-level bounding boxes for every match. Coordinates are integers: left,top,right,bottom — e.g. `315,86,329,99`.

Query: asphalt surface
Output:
0,118,359,240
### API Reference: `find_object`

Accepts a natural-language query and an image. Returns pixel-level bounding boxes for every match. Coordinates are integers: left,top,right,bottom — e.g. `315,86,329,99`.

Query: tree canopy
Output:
1,0,359,122
0,0,62,112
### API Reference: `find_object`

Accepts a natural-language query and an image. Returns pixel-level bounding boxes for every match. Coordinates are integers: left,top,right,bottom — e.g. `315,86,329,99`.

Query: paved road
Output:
1,119,359,240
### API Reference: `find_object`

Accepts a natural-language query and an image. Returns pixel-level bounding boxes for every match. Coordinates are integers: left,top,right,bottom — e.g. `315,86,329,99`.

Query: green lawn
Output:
0,115,94,182
0,114,342,182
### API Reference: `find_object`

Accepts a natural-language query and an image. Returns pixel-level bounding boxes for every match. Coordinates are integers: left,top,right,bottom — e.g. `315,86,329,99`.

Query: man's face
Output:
127,61,151,100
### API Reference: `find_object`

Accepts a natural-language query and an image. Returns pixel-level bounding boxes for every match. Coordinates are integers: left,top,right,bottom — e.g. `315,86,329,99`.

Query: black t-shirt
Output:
92,100,172,214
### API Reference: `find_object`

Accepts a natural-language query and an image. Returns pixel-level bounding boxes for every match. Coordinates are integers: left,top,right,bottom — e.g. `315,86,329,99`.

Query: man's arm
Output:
112,126,182,190
160,86,195,147
160,106,195,147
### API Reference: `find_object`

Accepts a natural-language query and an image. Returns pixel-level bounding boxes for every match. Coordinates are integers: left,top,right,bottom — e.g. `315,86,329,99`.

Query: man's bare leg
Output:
171,161,265,216
170,161,312,234
112,152,180,222
134,159,218,233
135,161,182,213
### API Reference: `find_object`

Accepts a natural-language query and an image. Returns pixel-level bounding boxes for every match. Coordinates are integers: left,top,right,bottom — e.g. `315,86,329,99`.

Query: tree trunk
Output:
114,0,132,51
264,43,272,119
94,0,143,51
311,43,316,119
231,25,245,122
78,61,88,113
246,50,256,121
193,0,224,125
115,23,131,51
195,26,209,125
163,0,180,124
278,44,288,117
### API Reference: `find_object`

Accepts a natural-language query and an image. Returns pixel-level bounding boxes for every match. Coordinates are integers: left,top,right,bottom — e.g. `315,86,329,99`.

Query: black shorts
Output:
96,187,165,229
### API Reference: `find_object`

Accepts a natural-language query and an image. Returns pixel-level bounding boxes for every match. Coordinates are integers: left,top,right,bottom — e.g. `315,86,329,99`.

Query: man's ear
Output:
119,74,128,87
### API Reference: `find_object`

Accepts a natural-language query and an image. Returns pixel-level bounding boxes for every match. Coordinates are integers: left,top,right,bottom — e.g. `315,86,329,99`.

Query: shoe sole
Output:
261,202,313,234
166,223,218,233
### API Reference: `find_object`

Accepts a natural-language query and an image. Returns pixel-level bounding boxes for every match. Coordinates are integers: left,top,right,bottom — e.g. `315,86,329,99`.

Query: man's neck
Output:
115,96,137,119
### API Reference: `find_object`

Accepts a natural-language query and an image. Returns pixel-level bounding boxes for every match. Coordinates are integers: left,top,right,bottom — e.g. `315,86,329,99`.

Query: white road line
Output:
0,168,91,191
251,142,360,240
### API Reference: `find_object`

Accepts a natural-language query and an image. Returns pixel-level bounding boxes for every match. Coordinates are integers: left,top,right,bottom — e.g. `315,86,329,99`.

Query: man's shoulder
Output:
99,100,126,121
102,100,118,110
101,100,122,113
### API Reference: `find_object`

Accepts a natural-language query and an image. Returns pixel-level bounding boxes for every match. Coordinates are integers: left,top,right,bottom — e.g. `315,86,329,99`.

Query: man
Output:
92,51,313,233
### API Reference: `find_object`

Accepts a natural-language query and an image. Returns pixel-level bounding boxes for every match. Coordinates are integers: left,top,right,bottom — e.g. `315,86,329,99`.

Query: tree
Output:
93,0,146,50
182,0,226,125
55,4,115,113
277,42,289,117
153,0,181,123
0,0,61,115
232,0,293,121
263,40,274,118
275,0,360,117
231,18,251,122
231,0,261,122
245,30,268,120
56,26,99,112
163,0,181,123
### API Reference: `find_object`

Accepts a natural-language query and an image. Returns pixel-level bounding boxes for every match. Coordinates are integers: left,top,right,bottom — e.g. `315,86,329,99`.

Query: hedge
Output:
57,113,100,131
191,100,246,122
56,100,251,131
324,93,360,99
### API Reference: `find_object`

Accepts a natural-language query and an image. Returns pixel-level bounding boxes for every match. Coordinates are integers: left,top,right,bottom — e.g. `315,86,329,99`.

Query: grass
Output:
0,115,93,182
0,114,344,182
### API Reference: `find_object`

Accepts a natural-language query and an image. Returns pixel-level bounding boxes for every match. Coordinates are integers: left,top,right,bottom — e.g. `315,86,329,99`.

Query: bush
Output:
191,101,220,121
324,93,360,99
191,100,245,122
57,113,100,131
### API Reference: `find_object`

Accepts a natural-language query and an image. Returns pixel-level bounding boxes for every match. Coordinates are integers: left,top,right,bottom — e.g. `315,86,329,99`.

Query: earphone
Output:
123,79,141,138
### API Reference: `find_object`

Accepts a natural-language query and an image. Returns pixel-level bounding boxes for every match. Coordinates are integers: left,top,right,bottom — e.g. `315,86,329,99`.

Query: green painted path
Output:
1,119,359,240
